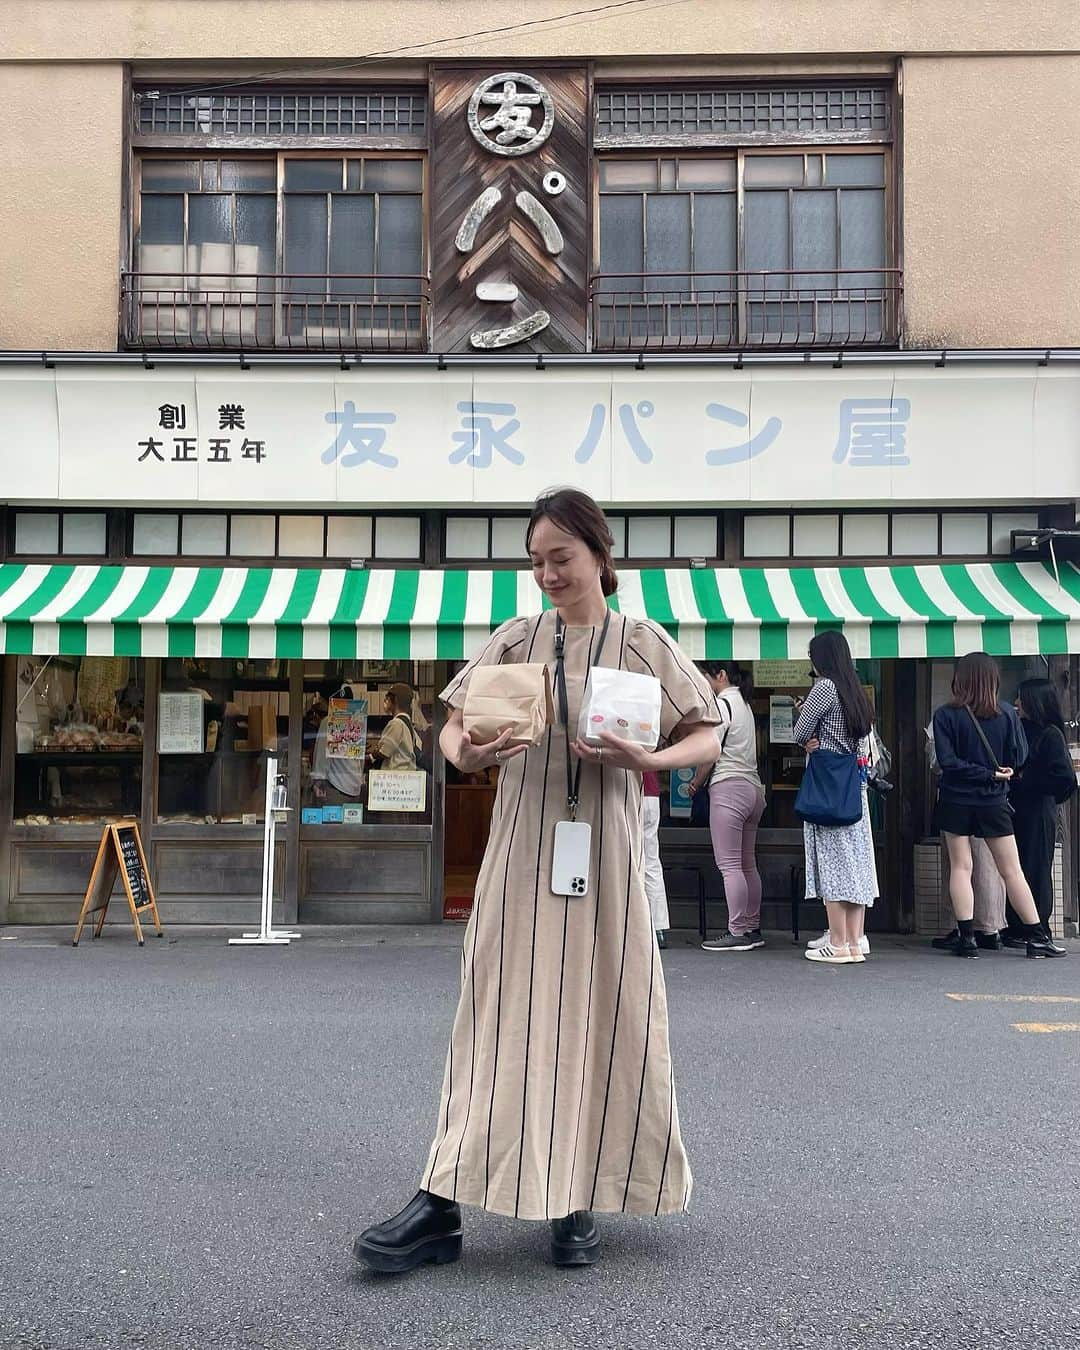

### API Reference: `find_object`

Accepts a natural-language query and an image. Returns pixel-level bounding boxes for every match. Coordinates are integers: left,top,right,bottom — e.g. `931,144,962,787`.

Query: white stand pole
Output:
229,753,301,946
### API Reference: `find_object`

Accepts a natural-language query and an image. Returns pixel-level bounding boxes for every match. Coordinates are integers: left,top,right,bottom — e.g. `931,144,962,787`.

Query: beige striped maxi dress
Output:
421,610,720,1221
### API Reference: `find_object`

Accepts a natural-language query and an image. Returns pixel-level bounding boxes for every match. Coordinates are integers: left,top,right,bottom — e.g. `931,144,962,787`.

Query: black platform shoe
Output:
550,1210,600,1267
1026,935,1068,959
975,931,1003,951
1000,932,1028,950
953,933,979,958
352,1190,463,1273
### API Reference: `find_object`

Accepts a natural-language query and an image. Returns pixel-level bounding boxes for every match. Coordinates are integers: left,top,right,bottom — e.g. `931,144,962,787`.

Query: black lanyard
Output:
554,610,612,820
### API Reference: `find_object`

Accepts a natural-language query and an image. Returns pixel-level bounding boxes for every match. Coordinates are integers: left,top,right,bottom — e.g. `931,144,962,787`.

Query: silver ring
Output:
595,746,603,761
494,750,503,762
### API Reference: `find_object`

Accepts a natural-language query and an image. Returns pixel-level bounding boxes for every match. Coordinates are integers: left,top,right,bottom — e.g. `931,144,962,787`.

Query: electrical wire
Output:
138,0,688,101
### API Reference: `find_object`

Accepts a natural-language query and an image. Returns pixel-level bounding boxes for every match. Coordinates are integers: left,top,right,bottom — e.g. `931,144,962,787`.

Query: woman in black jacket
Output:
1004,678,1077,944
932,652,1066,959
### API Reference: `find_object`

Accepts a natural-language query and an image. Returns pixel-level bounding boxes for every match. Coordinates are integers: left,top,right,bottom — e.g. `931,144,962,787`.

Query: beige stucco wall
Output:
0,63,124,349
2,0,1079,59
1,2,1079,350
902,55,1080,347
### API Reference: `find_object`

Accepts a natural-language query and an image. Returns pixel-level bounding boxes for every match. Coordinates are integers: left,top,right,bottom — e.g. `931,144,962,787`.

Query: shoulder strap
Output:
964,704,1002,771
715,690,737,753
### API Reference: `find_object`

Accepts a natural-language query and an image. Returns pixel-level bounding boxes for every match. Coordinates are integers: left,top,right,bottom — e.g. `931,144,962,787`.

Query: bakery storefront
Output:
1,357,1079,933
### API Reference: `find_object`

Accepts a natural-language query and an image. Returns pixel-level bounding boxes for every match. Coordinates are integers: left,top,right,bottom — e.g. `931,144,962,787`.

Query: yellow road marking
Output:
947,994,1080,1004
1012,1022,1080,1034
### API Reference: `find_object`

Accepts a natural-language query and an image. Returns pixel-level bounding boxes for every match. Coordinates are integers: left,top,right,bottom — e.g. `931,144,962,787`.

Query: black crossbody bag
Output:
964,705,1015,814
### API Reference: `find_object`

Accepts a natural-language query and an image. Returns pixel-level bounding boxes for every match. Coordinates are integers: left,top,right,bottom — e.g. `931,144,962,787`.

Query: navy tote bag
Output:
795,748,863,827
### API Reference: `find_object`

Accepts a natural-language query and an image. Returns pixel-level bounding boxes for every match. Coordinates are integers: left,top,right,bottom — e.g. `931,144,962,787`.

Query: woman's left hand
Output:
570,732,655,773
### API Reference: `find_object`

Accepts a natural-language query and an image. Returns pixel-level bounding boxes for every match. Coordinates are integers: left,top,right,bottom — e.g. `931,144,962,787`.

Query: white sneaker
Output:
807,931,870,954
805,943,854,964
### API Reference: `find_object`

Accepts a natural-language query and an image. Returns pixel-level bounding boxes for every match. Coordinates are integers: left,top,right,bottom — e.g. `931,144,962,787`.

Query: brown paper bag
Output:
462,663,554,747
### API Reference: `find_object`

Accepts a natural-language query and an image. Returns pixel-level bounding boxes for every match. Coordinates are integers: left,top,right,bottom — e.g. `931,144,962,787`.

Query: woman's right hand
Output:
456,726,528,773
994,766,1014,781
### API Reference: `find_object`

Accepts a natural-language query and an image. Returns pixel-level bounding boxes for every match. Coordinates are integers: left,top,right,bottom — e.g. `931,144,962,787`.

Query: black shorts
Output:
934,798,1014,839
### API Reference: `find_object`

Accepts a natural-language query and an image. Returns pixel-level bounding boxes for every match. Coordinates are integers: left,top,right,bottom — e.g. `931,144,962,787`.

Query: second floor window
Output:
131,155,426,351
595,149,894,350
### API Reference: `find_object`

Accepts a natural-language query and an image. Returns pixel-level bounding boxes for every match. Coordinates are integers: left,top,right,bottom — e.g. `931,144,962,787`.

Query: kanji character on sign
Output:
323,403,398,468
171,438,197,463
478,79,543,147
704,402,782,466
218,404,245,431
240,438,266,464
207,438,231,464
574,401,657,465
449,402,524,468
833,398,911,467
137,436,165,463
158,403,187,430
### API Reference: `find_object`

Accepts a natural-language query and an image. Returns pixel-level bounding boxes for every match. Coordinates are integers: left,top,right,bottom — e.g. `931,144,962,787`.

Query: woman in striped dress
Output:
793,632,878,965
353,489,721,1272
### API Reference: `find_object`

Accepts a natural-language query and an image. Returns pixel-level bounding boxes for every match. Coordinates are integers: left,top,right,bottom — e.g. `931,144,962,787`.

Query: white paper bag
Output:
577,668,662,750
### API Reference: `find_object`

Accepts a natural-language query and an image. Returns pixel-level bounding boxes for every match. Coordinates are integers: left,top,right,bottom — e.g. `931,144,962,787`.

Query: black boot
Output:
550,1210,600,1266
1026,934,1068,959
353,1190,463,1273
932,929,961,951
952,933,978,958
975,931,1003,951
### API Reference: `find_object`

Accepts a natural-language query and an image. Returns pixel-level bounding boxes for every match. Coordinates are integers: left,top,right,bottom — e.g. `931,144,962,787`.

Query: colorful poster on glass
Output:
325,698,368,760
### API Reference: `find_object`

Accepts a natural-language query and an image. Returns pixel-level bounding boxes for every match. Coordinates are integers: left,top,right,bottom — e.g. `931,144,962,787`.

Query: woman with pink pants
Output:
691,662,767,952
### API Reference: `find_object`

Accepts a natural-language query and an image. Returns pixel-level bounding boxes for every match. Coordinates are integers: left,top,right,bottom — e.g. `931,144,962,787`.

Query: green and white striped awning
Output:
1,561,1079,661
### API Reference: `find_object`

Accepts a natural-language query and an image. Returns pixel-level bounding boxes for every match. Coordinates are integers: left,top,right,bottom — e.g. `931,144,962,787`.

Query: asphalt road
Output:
1,924,1078,1350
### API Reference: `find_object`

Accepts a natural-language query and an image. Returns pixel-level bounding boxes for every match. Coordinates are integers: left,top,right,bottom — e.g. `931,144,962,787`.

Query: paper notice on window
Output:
158,692,204,753
769,695,796,744
368,769,427,813
325,697,368,760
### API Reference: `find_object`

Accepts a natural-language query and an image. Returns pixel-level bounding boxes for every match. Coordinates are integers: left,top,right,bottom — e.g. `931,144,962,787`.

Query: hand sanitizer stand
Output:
229,754,301,946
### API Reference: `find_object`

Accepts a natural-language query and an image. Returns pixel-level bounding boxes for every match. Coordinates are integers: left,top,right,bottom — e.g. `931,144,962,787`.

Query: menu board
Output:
325,697,369,760
158,692,204,753
73,821,162,947
114,825,151,910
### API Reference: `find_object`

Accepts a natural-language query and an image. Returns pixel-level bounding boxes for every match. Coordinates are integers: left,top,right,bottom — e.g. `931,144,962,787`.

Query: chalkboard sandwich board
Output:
73,821,162,947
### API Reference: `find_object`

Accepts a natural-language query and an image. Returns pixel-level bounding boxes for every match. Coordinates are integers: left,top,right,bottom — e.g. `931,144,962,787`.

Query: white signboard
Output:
368,769,427,813
3,363,1078,508
769,695,797,744
158,692,204,753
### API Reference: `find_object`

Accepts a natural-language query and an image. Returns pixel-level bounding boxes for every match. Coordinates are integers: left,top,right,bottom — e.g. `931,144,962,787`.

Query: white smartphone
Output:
551,820,592,898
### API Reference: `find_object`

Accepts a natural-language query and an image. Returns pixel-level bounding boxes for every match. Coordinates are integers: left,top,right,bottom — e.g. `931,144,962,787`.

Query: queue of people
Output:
687,640,1069,963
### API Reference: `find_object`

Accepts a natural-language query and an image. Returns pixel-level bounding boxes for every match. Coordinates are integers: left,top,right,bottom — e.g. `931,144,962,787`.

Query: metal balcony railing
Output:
121,273,429,352
590,269,903,350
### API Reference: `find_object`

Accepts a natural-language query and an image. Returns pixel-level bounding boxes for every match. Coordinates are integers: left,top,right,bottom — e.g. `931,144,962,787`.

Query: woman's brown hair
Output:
386,682,415,716
526,488,619,597
950,651,1000,719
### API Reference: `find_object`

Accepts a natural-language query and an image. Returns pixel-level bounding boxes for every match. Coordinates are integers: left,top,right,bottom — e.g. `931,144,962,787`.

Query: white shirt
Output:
708,690,763,790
